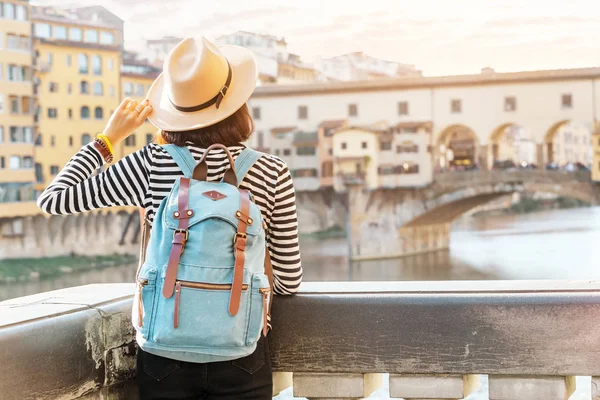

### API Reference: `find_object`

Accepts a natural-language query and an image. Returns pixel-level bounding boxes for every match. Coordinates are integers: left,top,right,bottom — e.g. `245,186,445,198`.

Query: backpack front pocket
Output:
245,273,271,346
152,278,250,349
133,268,157,337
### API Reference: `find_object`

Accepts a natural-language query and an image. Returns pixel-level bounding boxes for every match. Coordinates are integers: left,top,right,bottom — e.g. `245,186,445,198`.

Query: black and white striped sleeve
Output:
267,163,303,295
37,143,152,215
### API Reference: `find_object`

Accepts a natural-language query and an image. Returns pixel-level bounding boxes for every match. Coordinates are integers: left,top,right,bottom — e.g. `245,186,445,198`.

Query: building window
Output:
35,24,51,39
9,127,33,143
9,156,20,170
85,30,99,43
9,96,18,113
125,135,136,146
49,82,58,93
296,146,316,156
109,85,115,97
361,141,367,149
3,3,15,19
399,163,420,174
81,106,90,119
34,134,41,146
380,141,392,151
341,142,347,150
81,134,91,145
14,5,27,20
47,108,57,118
0,127,3,143
291,169,318,178
68,136,73,146
397,142,419,153
92,55,102,75
66,54,72,66
78,54,88,74
146,133,154,144
283,149,291,156
69,27,82,42
378,165,395,176
53,26,67,40
107,59,114,70
257,131,264,148
504,96,517,112
136,84,145,96
8,65,28,81
93,82,103,96
68,108,73,119
35,163,43,182
348,104,358,117
94,107,103,120
124,82,133,95
51,135,55,147
21,97,31,114
298,105,308,120
100,32,115,45
252,107,261,120
321,161,333,177
0,156,5,169
398,101,409,116
562,94,573,109
80,80,89,94
451,99,462,113
67,83,72,94
22,156,33,169
50,165,59,175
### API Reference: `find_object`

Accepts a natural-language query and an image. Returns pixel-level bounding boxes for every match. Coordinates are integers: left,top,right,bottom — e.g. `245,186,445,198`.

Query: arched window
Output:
78,54,88,74
94,107,103,120
92,55,102,75
81,133,91,145
93,81,103,96
80,106,90,119
80,80,89,94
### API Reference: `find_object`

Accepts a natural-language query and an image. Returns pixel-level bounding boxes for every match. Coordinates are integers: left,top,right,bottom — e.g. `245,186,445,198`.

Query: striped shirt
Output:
37,142,302,295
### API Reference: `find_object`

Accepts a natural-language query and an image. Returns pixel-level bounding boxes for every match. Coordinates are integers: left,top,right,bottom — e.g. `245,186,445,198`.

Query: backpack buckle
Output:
173,229,189,243
233,232,247,244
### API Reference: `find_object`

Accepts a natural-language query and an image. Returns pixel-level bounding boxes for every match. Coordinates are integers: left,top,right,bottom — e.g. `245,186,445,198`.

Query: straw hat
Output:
147,36,258,131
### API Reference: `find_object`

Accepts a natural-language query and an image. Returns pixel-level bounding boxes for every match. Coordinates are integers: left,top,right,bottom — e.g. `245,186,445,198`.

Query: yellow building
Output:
121,51,161,155
31,5,123,192
0,0,36,218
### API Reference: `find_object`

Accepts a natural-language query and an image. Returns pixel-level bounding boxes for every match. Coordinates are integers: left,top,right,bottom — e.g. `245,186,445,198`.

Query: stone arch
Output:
543,120,592,167
489,123,537,168
434,124,481,170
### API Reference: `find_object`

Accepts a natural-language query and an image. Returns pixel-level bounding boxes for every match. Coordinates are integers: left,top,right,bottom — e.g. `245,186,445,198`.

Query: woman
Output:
37,37,302,399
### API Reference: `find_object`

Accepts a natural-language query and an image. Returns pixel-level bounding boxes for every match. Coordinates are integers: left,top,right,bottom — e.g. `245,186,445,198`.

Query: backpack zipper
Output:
137,278,149,327
173,280,249,329
259,288,271,336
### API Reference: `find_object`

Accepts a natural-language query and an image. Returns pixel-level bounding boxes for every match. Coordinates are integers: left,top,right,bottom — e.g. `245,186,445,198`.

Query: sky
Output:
32,0,600,76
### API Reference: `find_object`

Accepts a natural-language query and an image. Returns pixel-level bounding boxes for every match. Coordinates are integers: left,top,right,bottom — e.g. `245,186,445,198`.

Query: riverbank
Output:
473,196,589,218
0,254,137,283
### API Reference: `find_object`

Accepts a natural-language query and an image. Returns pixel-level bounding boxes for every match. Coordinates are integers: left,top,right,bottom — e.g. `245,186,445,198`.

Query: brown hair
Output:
157,104,254,147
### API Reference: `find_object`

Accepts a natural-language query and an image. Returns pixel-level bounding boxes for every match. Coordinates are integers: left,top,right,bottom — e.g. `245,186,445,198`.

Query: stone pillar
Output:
488,375,575,400
293,373,383,399
479,144,490,170
345,183,369,259
536,143,545,167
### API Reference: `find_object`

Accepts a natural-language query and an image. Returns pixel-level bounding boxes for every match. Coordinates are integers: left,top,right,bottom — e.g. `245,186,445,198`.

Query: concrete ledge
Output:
293,373,382,399
2,281,600,399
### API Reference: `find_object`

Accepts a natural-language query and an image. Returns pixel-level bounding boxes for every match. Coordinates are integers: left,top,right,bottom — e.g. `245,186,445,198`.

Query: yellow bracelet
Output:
97,134,114,155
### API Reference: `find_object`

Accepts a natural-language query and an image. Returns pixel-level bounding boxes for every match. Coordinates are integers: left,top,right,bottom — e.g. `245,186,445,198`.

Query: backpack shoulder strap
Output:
234,147,264,186
161,144,196,178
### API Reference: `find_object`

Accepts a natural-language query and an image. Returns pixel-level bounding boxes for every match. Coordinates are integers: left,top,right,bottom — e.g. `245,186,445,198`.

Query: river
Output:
2,207,597,399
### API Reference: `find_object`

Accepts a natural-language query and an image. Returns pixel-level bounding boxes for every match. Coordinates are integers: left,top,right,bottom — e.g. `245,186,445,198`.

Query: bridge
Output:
1,281,600,399
343,169,600,260
1,170,598,261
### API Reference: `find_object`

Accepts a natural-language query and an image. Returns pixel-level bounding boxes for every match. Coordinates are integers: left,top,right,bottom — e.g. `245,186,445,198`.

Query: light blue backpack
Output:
133,144,273,363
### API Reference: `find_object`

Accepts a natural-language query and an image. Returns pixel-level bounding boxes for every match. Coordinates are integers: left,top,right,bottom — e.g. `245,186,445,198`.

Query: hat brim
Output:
146,45,258,132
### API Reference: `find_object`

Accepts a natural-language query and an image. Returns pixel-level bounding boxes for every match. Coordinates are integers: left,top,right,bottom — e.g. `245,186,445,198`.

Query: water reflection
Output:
2,207,599,301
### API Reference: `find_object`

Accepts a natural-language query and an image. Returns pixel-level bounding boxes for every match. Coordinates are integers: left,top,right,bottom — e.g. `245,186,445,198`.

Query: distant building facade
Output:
145,36,182,67
315,52,421,82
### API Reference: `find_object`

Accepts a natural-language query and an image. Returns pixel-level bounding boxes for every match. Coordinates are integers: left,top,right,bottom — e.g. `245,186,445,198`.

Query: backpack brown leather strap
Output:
263,246,274,335
163,177,191,298
230,189,250,316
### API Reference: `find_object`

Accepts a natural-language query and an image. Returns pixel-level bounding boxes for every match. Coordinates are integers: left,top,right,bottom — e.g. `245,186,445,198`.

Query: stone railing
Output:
2,281,600,399
433,169,592,185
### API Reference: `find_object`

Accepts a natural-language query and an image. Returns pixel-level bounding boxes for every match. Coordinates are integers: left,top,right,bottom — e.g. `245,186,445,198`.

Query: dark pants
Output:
137,337,273,400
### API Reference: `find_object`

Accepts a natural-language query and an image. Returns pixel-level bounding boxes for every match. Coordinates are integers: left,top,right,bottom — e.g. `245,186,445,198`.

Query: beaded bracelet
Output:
96,134,114,155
